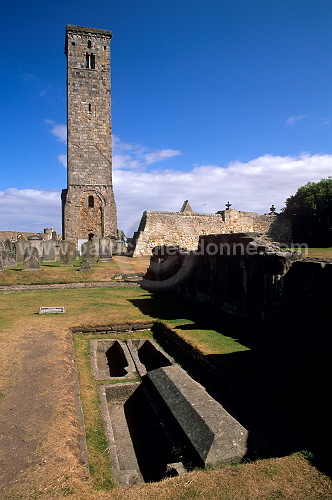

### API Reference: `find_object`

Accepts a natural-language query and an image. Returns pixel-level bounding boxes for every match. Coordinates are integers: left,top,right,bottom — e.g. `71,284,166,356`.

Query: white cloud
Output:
45,120,67,143
58,154,67,168
0,188,61,233
112,134,181,170
114,153,332,236
286,115,306,125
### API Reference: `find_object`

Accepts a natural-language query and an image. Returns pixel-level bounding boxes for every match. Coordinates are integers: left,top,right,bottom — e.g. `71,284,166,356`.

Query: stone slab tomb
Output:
94,336,248,485
148,365,248,467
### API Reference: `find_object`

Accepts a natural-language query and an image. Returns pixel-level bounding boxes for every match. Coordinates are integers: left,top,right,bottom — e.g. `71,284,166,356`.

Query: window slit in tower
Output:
88,103,92,113
85,53,95,69
88,40,92,48
88,195,94,208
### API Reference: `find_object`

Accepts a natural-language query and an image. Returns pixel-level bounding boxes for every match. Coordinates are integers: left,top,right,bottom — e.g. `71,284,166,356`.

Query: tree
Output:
283,177,332,246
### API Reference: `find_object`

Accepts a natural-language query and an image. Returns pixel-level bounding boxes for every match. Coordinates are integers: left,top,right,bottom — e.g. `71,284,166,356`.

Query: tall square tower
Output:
61,25,117,245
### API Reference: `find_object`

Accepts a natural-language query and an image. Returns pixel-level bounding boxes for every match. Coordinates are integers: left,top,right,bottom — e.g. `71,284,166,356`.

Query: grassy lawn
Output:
0,255,151,286
302,247,332,258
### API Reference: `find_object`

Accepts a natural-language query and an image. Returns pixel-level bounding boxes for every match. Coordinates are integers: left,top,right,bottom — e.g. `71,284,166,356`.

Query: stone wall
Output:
131,208,291,256
0,229,60,242
141,233,331,320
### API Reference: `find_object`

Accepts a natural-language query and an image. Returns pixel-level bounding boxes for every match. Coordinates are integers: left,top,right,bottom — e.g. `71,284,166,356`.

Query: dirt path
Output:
0,281,141,293
0,321,88,498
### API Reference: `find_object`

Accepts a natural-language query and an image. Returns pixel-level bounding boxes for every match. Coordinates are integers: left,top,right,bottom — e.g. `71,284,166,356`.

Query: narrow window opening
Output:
88,195,94,208
104,46,107,50
88,40,92,48
88,103,92,113
90,53,95,69
85,53,95,69
71,41,75,46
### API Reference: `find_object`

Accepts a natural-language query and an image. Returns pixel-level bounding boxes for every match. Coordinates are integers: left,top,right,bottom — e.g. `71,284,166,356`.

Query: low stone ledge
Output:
147,365,248,467
71,321,154,334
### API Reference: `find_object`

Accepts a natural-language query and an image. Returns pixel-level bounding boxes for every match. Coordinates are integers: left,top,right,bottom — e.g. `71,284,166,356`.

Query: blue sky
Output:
1,0,332,237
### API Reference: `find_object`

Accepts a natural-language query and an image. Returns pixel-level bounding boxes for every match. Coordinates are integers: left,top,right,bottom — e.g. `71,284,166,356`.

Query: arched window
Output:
88,195,94,208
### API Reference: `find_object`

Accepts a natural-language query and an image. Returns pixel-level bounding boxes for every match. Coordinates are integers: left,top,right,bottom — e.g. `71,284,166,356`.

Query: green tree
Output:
283,177,332,246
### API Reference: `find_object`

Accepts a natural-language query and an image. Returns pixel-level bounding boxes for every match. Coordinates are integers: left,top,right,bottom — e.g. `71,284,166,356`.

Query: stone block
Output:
147,365,248,466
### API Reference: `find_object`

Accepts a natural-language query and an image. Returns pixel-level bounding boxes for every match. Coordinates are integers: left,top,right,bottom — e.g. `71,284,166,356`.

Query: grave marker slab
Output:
16,235,29,263
1,251,16,268
39,306,66,314
23,246,41,271
99,237,113,261
60,240,76,266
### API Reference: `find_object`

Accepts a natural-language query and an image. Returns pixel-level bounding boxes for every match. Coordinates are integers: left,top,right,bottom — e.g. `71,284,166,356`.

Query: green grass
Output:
302,247,332,258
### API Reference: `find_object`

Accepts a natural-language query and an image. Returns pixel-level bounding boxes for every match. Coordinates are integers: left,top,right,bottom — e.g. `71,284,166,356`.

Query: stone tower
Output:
61,25,117,246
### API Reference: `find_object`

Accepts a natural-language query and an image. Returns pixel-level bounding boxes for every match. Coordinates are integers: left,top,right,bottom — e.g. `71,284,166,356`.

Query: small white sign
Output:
39,306,66,314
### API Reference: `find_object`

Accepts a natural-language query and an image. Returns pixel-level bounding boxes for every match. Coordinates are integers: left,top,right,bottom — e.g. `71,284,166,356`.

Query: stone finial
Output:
225,201,232,210
270,204,276,214
180,200,194,214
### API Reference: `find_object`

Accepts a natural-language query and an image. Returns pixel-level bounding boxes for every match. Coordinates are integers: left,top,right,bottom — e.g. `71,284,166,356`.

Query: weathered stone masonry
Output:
131,206,291,256
62,25,117,245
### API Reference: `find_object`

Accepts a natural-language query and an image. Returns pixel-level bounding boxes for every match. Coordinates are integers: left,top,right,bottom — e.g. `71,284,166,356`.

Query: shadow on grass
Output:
129,292,332,477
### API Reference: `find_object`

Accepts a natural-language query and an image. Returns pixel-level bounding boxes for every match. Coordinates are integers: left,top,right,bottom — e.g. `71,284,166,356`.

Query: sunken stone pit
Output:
90,334,249,486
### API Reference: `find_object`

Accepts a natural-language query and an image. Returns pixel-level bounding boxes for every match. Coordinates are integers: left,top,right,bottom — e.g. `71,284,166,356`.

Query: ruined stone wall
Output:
132,209,291,256
0,230,60,242
141,233,331,320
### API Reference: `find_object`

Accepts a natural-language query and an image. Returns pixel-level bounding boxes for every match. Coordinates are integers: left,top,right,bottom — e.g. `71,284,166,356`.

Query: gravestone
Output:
79,257,93,272
4,239,14,252
39,306,66,314
114,239,126,254
60,240,76,266
1,251,16,268
42,240,56,262
27,235,43,258
99,237,113,262
16,235,29,264
81,240,98,264
23,246,41,271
